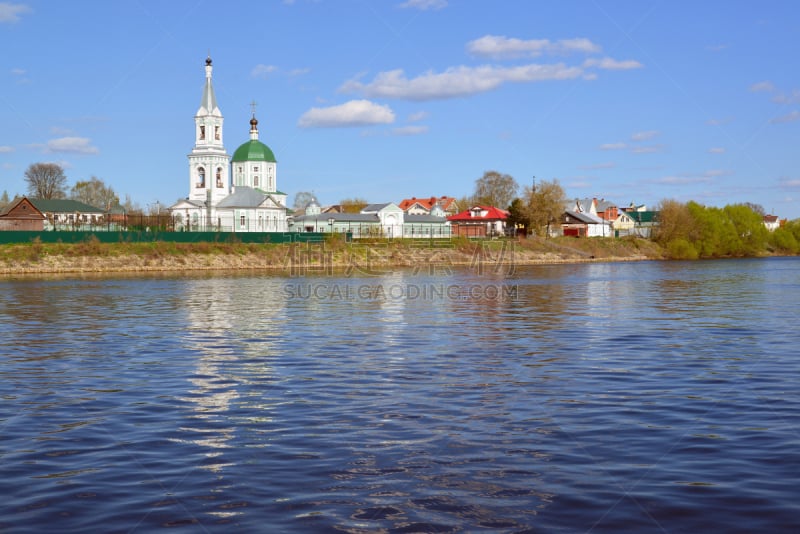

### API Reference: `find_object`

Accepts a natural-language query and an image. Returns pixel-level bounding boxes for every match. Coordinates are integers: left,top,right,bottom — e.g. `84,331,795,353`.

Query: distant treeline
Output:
655,200,798,259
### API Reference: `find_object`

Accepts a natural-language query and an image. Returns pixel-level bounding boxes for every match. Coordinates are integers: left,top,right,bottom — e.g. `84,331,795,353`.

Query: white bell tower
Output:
188,56,230,205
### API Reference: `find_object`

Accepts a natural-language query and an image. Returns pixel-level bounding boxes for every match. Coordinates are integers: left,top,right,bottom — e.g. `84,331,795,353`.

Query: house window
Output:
240,215,245,227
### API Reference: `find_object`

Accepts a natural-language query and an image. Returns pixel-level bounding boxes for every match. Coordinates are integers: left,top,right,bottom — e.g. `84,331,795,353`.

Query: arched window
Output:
197,167,205,188
216,167,223,188
199,125,205,140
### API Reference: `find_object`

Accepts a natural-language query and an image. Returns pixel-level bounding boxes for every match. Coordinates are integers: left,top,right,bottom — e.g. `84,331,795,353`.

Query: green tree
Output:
0,190,9,209
724,203,768,256
522,178,565,237
473,170,518,208
506,197,530,234
24,162,67,199
70,176,118,209
769,226,799,253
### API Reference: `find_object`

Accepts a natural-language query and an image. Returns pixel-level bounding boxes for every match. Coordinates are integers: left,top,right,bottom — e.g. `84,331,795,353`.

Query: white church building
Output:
170,57,288,232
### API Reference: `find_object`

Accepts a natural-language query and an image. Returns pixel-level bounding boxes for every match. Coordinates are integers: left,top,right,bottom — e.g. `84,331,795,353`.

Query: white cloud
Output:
599,142,626,150
580,162,615,170
298,99,395,128
653,175,712,185
11,67,25,75
251,64,278,79
46,137,99,155
708,147,725,154
407,111,428,122
466,35,601,59
631,144,663,154
703,169,731,177
583,57,643,70
770,110,800,124
340,63,583,101
631,130,659,141
50,126,74,136
398,0,447,10
288,67,310,77
0,2,31,23
779,178,800,188
392,125,428,136
772,89,800,104
750,80,775,93
0,145,14,153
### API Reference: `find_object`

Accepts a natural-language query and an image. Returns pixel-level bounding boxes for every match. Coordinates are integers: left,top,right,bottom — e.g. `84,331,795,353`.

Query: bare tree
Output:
70,176,119,209
293,191,315,210
24,163,67,199
473,170,518,208
523,178,565,237
653,199,694,246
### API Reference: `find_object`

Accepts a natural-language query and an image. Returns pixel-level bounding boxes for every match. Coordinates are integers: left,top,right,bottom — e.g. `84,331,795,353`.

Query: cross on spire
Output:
250,100,258,117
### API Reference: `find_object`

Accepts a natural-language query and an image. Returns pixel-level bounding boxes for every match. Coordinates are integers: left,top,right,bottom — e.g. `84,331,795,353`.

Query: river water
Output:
1,257,798,532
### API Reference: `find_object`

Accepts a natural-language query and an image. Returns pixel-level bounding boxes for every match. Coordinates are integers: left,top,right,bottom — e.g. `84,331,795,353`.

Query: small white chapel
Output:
169,57,288,232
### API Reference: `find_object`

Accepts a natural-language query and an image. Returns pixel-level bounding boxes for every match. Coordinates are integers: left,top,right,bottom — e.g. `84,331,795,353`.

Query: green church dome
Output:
231,139,277,163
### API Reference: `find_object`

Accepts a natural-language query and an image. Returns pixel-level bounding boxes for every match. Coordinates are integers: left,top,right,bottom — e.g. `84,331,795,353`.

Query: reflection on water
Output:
0,258,799,532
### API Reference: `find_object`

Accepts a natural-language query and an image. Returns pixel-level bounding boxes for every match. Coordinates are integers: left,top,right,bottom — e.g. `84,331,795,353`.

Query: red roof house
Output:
447,205,508,237
398,196,459,215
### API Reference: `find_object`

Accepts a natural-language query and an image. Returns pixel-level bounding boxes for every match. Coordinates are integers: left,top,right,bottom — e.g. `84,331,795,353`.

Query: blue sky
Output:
2,1,799,218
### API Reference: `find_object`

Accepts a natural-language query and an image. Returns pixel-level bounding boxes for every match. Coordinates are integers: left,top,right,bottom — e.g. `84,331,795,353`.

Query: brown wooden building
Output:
0,197,46,231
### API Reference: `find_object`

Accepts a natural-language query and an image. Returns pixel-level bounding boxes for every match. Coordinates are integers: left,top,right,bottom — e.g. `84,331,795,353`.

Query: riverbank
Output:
0,236,664,275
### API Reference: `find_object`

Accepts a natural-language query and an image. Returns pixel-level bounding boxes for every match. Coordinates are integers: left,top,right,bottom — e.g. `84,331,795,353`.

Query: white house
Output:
289,198,450,238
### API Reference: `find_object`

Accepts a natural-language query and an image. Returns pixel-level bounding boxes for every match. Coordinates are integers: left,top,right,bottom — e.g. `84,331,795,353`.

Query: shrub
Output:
666,238,699,260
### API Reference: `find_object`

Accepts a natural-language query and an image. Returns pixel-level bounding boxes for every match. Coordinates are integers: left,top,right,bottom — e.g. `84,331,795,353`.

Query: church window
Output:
199,125,205,140
215,125,220,140
197,167,206,188
254,176,259,187
253,166,259,173
216,168,223,188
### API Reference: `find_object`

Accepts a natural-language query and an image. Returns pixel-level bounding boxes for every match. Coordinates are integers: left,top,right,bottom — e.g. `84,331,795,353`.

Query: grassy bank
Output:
0,235,665,275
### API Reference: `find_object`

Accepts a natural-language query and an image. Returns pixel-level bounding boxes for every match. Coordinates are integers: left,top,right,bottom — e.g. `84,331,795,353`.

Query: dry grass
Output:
0,236,665,275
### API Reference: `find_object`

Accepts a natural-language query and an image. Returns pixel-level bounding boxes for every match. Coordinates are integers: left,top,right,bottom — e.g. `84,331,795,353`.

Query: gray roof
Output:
293,213,380,223
216,186,286,209
405,214,448,223
361,202,392,213
565,211,607,224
